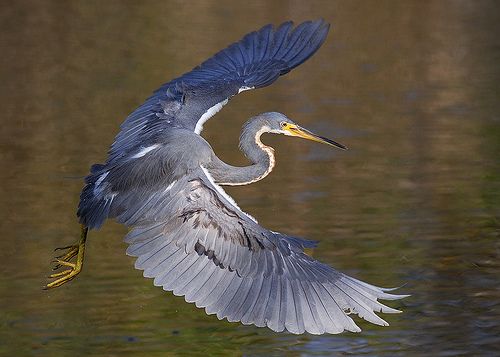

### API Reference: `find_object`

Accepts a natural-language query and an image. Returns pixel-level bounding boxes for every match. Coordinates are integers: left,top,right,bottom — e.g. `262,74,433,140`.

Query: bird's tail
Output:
77,164,114,229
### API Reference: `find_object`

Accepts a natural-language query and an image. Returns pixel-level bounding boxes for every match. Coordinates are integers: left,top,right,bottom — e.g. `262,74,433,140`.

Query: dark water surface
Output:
1,1,499,356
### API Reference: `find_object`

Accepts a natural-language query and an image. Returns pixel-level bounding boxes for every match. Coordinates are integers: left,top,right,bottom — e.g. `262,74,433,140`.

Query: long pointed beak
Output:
285,124,347,150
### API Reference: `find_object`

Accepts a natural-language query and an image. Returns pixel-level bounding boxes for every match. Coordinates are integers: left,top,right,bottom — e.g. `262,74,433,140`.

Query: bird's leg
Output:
45,225,88,289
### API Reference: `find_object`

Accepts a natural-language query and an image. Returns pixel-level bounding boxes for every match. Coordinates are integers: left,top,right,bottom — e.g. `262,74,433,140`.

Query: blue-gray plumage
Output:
47,20,408,334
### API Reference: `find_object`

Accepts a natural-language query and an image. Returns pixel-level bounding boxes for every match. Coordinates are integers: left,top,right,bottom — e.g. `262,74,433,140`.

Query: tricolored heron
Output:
46,20,407,334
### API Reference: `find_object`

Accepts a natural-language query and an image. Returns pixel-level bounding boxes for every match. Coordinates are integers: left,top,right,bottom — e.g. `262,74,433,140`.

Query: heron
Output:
46,20,407,335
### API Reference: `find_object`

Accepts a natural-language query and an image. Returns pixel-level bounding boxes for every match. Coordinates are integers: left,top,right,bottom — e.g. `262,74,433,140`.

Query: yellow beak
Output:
284,124,347,150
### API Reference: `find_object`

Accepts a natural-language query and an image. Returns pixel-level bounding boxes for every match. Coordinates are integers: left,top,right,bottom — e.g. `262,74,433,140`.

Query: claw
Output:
54,245,75,251
55,246,78,258
45,225,88,290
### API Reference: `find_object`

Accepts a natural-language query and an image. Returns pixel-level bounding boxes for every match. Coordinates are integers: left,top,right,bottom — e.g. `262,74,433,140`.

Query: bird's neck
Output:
206,120,275,186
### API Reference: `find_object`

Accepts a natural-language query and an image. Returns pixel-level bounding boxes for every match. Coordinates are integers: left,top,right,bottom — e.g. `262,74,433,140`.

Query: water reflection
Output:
1,1,499,356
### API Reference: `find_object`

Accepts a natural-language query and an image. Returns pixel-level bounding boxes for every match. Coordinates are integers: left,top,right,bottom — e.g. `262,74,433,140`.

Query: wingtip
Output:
380,281,409,292
274,19,331,34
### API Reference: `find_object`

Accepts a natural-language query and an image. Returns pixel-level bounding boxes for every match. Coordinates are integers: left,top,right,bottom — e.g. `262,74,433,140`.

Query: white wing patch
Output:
93,171,109,195
131,144,160,159
193,87,254,135
238,86,255,93
163,180,177,193
200,166,258,223
194,99,229,134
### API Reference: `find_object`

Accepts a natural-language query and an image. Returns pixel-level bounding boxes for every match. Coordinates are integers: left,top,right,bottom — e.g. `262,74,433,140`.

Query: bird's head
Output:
260,112,347,150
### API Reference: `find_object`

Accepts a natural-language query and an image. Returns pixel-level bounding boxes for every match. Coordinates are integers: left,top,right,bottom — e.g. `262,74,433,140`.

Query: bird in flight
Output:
46,20,407,334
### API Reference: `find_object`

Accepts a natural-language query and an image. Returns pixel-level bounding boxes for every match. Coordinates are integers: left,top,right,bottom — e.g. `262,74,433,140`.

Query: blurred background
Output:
0,1,499,356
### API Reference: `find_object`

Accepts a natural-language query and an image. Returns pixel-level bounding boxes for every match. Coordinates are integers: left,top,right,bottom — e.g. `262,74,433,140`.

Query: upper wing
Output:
108,20,330,164
121,167,408,335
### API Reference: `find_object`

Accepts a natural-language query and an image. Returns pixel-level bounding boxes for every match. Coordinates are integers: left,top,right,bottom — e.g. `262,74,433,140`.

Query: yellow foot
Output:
52,245,79,270
45,225,88,290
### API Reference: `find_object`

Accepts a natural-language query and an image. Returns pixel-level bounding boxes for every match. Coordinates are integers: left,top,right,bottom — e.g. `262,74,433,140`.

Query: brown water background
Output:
1,1,499,356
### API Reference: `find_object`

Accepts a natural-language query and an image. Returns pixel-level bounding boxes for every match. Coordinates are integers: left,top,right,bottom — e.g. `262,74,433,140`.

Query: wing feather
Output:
161,252,199,291
264,274,283,332
200,269,234,311
119,164,407,334
173,253,209,295
255,274,277,328
103,20,330,167
290,279,306,334
233,273,264,323
185,261,221,304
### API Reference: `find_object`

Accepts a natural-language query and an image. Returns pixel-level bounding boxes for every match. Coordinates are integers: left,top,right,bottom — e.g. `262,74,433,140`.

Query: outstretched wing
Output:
122,167,408,335
108,20,330,164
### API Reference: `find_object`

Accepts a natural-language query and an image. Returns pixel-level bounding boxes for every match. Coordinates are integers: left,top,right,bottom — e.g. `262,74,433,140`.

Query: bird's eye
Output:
280,122,287,128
